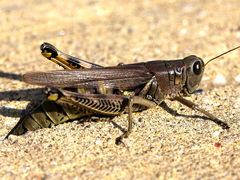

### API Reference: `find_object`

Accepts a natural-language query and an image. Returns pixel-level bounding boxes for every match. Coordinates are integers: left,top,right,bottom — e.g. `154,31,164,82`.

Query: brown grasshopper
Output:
5,43,240,144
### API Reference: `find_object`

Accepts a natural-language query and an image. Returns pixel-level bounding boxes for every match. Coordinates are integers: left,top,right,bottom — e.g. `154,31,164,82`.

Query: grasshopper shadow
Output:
0,71,22,81
0,107,23,117
109,101,212,135
0,71,44,101
0,88,46,117
0,88,45,101
159,101,225,126
0,70,45,117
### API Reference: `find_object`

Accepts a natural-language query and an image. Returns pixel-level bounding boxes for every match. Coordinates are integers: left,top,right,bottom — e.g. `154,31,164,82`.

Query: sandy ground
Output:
0,0,240,179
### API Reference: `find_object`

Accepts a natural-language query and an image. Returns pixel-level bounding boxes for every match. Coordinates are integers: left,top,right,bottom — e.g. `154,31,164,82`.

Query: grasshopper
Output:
5,43,240,144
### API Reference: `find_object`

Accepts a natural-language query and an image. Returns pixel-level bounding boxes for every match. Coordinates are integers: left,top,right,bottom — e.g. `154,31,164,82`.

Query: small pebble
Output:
95,140,102,145
57,30,65,36
234,74,240,83
194,89,204,95
182,3,194,13
179,29,188,35
202,76,210,81
178,146,185,154
212,131,221,137
4,120,17,126
214,142,222,147
198,30,206,37
4,105,13,109
233,104,239,109
213,74,227,85
5,134,18,142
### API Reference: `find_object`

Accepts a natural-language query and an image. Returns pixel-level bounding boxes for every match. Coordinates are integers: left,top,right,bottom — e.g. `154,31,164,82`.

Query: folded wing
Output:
23,65,153,90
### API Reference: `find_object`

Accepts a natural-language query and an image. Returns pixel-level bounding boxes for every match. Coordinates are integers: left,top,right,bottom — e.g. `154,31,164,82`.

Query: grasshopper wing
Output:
23,65,153,90
41,42,102,69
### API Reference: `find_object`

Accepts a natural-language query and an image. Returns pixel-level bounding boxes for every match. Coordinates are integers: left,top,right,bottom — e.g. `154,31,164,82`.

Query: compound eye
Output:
192,61,202,75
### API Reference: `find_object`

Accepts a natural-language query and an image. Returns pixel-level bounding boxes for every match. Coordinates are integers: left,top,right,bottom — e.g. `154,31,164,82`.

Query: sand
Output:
0,0,240,179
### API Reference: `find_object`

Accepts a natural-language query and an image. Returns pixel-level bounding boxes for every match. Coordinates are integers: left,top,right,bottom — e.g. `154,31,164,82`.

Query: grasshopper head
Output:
182,45,240,95
183,55,205,95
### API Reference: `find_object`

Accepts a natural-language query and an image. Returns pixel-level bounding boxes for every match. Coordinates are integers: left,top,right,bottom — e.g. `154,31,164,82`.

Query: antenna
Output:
205,45,240,66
